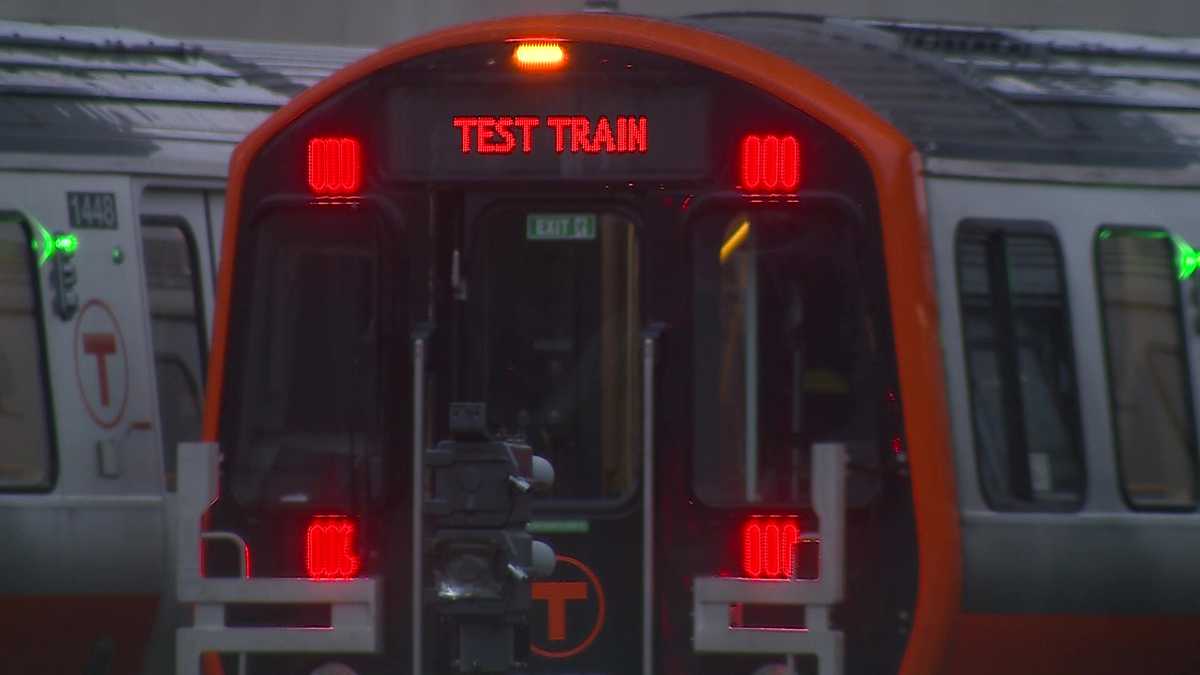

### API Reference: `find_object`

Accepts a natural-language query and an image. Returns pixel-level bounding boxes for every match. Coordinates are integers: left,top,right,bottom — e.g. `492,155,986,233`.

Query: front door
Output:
438,199,646,675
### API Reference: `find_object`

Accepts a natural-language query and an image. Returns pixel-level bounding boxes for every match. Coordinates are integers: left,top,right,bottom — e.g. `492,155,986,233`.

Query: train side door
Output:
0,174,165,674
439,201,646,675
135,187,218,675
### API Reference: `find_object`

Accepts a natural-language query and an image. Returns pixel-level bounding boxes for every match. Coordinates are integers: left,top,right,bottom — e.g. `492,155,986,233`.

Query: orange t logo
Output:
532,581,588,641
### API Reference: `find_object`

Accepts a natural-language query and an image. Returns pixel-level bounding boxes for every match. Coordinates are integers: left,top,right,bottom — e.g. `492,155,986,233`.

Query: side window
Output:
141,219,207,491
1096,226,1197,510
0,214,55,489
957,221,1085,510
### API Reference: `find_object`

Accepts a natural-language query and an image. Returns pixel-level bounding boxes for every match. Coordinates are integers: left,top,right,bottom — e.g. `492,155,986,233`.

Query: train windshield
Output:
226,209,404,508
691,205,887,506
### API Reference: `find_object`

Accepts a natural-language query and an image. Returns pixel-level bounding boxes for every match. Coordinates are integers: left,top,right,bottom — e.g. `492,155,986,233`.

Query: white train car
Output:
0,22,367,674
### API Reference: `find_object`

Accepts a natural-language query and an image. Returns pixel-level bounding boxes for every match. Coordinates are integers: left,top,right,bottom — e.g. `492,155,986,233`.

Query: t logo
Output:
73,300,128,429
532,581,588,641
82,333,116,405
530,555,606,659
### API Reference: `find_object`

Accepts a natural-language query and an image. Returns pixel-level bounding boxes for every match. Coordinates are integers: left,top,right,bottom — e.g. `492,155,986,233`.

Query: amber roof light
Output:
513,40,567,70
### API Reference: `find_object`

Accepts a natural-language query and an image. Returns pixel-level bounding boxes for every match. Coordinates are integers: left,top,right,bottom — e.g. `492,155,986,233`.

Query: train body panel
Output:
0,169,170,672
2,12,1200,675
927,177,1200,611
0,20,369,673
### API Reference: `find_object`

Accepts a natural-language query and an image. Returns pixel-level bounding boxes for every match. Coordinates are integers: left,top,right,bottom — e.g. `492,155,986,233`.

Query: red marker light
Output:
742,516,802,579
305,515,361,580
740,134,801,192
307,136,361,195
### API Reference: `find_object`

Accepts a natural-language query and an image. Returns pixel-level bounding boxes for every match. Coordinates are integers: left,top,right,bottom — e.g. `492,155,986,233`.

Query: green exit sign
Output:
526,213,597,241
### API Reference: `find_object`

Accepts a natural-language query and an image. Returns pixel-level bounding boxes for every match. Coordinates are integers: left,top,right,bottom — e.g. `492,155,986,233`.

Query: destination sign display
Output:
387,85,709,181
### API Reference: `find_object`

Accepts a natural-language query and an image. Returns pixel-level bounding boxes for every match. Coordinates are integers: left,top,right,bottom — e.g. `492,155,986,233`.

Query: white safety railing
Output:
175,442,382,675
692,442,847,675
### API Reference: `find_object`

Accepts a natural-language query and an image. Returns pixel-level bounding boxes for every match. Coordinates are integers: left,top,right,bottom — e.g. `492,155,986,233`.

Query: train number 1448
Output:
67,192,118,230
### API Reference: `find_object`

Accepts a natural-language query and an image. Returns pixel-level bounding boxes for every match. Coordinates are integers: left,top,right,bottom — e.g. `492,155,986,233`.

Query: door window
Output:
1096,227,1197,509
0,214,55,489
459,209,641,503
142,220,207,491
957,222,1085,509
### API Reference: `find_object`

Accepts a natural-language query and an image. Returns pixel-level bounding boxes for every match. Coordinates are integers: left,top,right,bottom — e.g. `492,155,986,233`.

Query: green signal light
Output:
30,221,55,268
1173,235,1199,281
54,233,79,257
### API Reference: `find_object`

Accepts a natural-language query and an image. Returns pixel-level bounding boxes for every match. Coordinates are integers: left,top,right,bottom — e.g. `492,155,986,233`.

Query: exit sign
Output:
526,213,597,241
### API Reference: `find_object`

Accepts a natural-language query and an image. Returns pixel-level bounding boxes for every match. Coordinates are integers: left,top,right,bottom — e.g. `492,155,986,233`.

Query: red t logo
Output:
533,581,588,641
83,333,117,405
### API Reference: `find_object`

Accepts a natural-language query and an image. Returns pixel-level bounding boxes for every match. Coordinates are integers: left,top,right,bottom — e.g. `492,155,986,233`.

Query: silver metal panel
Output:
0,497,163,594
203,191,225,301
0,149,234,180
926,175,1200,613
924,156,1200,187
642,334,655,675
962,513,1200,612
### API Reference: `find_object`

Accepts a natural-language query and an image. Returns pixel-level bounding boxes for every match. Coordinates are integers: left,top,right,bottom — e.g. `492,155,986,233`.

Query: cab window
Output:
141,219,207,491
956,221,1085,510
1096,226,1198,509
226,210,402,508
691,206,891,506
458,209,641,503
0,214,55,489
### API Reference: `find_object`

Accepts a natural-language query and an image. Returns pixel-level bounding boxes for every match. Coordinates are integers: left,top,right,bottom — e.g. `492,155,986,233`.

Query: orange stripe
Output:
203,14,959,675
946,614,1200,675
0,595,159,675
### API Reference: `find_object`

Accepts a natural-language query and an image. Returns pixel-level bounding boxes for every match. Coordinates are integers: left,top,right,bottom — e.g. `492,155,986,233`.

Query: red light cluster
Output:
740,134,801,192
305,515,361,580
742,515,802,579
307,136,361,195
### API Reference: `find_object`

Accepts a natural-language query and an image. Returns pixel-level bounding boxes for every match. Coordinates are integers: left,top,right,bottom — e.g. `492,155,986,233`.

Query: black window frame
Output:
955,218,1087,512
220,198,408,511
1094,224,1199,512
140,214,209,492
0,211,59,493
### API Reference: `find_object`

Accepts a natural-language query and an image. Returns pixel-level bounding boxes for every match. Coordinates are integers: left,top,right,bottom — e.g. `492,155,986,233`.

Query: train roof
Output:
3,16,1200,183
687,13,1200,182
0,20,371,177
